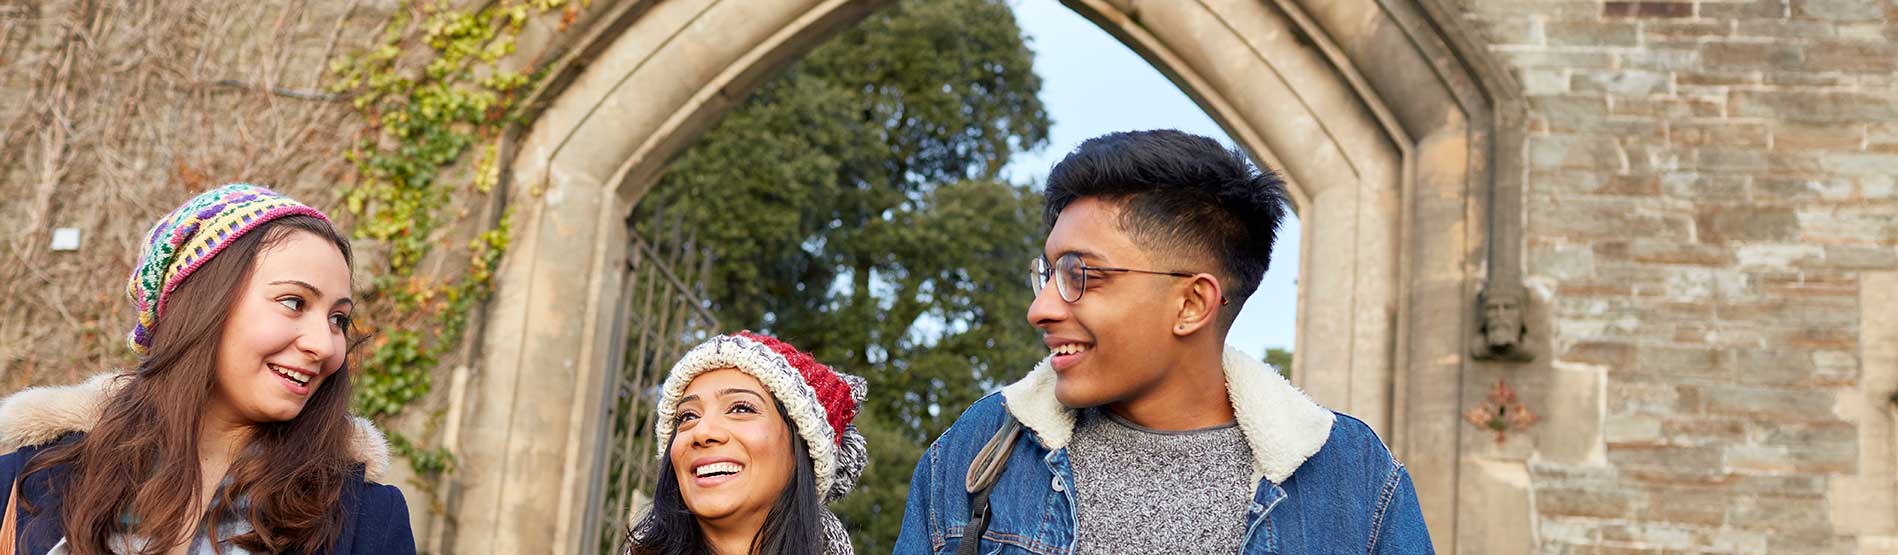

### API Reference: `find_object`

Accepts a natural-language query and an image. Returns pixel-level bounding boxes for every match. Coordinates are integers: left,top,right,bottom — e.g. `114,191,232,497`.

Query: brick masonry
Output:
1454,0,1898,552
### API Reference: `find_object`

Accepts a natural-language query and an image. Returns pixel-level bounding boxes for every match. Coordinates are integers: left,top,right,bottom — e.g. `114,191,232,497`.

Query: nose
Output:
686,415,728,448
294,313,339,365
1025,276,1071,329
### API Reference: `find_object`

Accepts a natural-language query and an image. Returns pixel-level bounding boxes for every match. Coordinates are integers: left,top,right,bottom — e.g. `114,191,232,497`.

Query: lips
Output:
1044,337,1092,372
689,457,745,487
269,363,318,396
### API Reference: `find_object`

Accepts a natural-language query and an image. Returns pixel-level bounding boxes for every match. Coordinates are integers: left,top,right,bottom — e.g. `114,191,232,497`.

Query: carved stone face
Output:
1482,294,1523,348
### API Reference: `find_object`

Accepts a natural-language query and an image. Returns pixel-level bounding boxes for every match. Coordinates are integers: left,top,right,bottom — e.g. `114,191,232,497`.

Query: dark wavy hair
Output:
630,400,824,555
19,215,361,555
1044,129,1290,326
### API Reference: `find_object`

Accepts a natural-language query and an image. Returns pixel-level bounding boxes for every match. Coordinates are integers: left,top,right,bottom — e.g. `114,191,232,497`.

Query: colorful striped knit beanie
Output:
654,331,869,504
126,183,333,356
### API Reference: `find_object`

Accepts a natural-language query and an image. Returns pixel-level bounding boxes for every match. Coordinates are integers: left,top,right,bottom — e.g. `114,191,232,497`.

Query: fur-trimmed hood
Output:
0,373,392,481
1001,346,1336,484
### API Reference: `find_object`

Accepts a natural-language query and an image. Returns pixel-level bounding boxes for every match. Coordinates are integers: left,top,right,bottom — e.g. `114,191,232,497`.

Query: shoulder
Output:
1289,411,1403,489
0,432,81,480
338,479,417,555
933,392,1010,449
350,480,411,517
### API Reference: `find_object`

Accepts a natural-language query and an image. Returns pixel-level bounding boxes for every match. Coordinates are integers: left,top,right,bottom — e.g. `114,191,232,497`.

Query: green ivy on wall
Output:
329,0,567,480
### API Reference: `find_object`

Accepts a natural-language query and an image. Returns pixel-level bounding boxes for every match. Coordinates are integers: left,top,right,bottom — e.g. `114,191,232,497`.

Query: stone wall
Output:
1454,0,1898,551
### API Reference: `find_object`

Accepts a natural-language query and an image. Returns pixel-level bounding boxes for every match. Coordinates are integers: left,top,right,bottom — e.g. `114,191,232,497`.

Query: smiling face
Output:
668,368,796,525
1027,197,1188,408
208,230,353,426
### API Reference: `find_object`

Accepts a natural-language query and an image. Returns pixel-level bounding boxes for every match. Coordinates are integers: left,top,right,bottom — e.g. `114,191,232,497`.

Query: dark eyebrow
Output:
717,388,767,402
271,280,354,309
1050,248,1107,263
677,388,768,407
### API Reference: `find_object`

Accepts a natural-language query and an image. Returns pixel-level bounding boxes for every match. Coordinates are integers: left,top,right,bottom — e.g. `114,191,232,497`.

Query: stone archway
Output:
446,0,1524,552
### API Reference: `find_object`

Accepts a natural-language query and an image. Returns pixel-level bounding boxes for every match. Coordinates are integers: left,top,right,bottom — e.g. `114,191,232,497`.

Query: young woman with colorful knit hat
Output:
628,331,868,555
0,184,414,555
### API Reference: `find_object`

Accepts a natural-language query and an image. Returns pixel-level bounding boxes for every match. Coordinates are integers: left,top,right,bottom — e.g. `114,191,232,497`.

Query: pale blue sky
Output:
1003,0,1301,360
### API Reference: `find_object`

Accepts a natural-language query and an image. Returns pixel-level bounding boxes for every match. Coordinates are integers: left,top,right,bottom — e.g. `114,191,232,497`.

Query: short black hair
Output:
1044,129,1289,319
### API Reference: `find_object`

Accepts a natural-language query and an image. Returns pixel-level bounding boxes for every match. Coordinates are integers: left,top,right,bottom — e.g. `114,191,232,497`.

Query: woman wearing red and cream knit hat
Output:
630,331,868,555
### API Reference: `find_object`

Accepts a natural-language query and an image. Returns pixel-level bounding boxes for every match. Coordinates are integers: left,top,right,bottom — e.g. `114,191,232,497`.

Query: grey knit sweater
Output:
1067,407,1255,554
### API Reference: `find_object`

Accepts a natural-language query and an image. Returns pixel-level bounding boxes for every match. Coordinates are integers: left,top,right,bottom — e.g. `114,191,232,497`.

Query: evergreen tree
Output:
638,0,1050,550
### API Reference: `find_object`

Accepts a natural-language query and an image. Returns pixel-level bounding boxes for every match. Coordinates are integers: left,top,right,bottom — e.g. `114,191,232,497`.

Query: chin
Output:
1054,381,1110,409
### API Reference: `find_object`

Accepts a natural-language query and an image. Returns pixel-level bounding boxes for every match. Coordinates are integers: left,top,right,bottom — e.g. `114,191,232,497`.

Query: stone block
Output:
1602,0,1695,17
1627,238,1731,265
1822,152,1898,176
1672,122,1768,148
1605,414,1665,444
1735,244,1826,268
1502,49,1616,69
1699,0,1791,18
1735,19,1839,40
1702,41,1807,71
1532,135,1626,170
1806,40,1898,73
1764,532,1858,555
1871,122,1898,151
1822,245,1898,270
1563,341,1635,367
1600,522,1706,549
1728,495,1833,531
1647,487,1729,525
1609,381,1697,414
1467,15,1541,45
1793,0,1887,20
1773,122,1866,151
1753,177,1857,201
1523,68,1571,95
1727,348,1817,386
1661,417,1748,445
1633,344,1721,378
1539,486,1646,518
1611,95,1723,119
1617,47,1700,71
1696,206,1800,242
1796,206,1898,243
1548,20,1639,46
1645,20,1731,41
1537,197,1692,240
1756,272,1858,300
1702,384,1837,420
1676,70,1757,87
1662,173,1749,200
1734,90,1898,123
1695,147,1769,173
1725,473,1828,496
1809,349,1858,384
1571,69,1668,95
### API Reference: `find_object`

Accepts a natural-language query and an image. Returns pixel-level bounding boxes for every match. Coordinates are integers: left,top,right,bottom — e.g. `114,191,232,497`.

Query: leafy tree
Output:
1265,347,1294,380
637,0,1050,550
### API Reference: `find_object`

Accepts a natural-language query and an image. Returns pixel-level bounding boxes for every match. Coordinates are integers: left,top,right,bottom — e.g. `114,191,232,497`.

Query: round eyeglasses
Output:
1031,252,1227,304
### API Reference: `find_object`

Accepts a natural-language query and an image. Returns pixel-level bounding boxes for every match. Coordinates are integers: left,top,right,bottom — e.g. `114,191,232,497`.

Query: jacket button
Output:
1249,503,1264,514
1052,477,1065,492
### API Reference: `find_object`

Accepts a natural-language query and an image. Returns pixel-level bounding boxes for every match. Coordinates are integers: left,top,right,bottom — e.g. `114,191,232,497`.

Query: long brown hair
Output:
22,215,361,555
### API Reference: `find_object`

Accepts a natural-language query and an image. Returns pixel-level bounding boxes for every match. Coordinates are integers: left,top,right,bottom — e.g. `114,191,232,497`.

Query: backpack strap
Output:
956,416,1021,555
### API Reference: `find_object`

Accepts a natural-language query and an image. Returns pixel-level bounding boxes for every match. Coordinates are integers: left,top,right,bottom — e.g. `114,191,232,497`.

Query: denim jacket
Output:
895,348,1434,554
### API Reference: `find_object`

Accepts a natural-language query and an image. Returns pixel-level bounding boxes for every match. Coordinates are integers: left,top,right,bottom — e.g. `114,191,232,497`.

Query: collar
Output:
1001,346,1335,484
0,373,393,482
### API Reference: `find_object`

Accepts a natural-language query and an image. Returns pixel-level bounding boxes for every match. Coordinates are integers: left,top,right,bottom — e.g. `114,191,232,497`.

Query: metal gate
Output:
581,210,719,555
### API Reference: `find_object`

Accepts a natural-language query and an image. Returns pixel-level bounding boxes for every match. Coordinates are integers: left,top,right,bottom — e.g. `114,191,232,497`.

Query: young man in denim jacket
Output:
895,130,1433,554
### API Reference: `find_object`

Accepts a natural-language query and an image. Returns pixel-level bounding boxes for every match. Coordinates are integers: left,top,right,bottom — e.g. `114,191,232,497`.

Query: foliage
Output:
640,0,1050,550
1264,347,1294,380
328,0,556,478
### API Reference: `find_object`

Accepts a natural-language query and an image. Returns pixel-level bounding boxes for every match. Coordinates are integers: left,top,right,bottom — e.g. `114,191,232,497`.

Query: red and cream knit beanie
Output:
653,331,869,504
